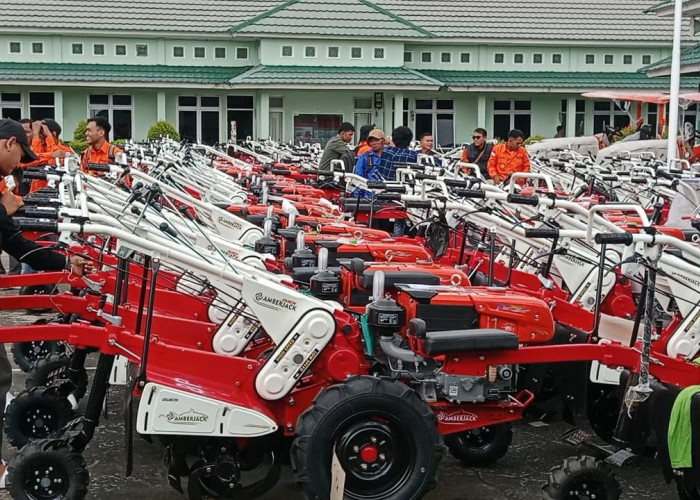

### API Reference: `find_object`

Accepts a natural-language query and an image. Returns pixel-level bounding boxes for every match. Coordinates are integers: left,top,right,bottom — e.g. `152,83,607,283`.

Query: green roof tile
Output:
230,65,442,88
421,70,698,90
641,42,700,74
231,0,433,38
0,62,251,85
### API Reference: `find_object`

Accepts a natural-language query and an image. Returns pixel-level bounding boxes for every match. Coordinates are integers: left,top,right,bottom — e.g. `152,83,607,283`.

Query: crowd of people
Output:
319,122,531,186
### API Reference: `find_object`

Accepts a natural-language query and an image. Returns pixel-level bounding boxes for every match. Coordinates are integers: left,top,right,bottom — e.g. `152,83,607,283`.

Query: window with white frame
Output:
72,43,83,55
328,46,339,58
604,54,613,64
421,52,432,63
374,48,385,59
642,54,652,65
115,44,126,56
173,46,184,58
441,52,451,63
353,97,373,144
552,53,562,64
514,53,524,63
460,52,470,63
29,92,55,120
533,53,543,64
281,45,293,57
404,51,413,62
93,44,105,55
593,100,630,133
585,54,595,64
623,54,632,65
89,94,133,140
227,95,254,142
31,42,43,54
269,97,284,142
178,96,220,145
351,47,362,59
494,53,504,63
136,44,148,57
236,47,248,59
413,99,455,148
0,93,22,121
492,100,531,140
194,47,205,58
215,47,226,59
304,46,317,58
9,42,20,54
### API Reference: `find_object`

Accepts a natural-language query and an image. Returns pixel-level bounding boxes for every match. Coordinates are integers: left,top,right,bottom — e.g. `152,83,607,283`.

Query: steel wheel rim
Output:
21,454,70,500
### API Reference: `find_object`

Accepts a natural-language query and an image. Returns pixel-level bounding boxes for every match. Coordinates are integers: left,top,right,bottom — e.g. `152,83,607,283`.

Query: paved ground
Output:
0,276,679,499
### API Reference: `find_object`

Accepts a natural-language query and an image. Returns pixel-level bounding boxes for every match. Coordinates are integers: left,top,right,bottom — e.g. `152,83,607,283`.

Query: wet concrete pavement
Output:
0,301,678,499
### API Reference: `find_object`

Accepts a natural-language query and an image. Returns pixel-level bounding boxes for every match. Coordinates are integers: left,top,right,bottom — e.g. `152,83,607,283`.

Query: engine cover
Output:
436,368,513,403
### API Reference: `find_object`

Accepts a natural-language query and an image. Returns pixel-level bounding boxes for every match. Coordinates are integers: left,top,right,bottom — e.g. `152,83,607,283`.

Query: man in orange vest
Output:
487,129,531,184
81,116,122,173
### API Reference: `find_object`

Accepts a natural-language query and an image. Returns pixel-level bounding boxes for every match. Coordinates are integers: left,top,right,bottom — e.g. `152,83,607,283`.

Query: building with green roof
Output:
0,0,695,146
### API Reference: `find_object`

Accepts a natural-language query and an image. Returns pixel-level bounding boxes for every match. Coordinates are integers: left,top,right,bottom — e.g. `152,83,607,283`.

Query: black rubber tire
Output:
11,340,64,373
7,439,89,500
291,376,443,500
19,284,57,314
26,353,88,400
444,423,513,466
4,386,73,449
542,455,621,500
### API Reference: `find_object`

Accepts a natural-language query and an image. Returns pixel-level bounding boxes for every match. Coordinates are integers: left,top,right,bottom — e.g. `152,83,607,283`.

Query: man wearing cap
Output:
354,128,386,182
0,118,90,484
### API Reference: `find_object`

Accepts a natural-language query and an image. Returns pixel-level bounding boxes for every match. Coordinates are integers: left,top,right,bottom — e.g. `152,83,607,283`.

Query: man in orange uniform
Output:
81,116,122,172
24,119,74,192
487,129,530,184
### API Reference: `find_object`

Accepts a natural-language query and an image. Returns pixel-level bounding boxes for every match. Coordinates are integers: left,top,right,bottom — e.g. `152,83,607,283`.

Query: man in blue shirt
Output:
354,128,386,181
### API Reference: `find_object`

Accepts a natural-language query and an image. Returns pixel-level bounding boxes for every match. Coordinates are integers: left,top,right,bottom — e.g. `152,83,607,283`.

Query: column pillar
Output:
393,92,404,131
566,97,577,137
258,92,270,140
477,95,487,129
54,90,63,127
156,91,166,121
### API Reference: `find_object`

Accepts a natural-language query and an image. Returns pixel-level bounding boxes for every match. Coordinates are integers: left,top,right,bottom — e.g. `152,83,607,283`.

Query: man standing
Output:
354,128,386,181
418,132,439,157
81,116,122,172
487,129,530,184
0,119,88,484
380,126,418,181
461,128,493,179
318,122,355,172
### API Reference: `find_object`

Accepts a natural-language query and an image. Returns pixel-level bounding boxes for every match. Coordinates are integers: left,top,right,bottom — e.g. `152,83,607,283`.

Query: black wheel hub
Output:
456,426,495,449
564,473,609,500
336,419,411,497
20,406,57,439
22,458,69,499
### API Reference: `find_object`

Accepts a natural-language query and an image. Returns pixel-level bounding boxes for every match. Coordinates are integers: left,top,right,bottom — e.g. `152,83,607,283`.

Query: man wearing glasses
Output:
461,128,493,179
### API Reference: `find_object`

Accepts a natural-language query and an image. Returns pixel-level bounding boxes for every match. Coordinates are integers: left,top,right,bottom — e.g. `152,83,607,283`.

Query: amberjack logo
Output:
435,411,478,424
161,408,209,425
496,304,530,313
217,216,243,231
254,292,298,311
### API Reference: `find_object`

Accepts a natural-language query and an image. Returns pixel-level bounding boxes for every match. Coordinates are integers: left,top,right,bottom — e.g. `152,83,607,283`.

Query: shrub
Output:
615,125,638,142
147,121,180,141
524,134,545,145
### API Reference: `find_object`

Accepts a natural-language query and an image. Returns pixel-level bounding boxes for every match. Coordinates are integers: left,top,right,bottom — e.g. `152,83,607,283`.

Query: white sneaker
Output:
4,392,13,412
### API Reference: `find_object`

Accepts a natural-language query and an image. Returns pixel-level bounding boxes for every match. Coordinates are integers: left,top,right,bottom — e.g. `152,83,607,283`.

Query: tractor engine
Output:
365,278,555,404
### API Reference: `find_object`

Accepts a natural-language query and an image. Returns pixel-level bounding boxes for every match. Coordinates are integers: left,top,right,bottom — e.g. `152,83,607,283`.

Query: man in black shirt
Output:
0,119,88,484
461,128,493,179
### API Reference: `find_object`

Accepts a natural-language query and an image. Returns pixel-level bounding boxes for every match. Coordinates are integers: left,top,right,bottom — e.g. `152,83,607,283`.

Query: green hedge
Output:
147,121,180,141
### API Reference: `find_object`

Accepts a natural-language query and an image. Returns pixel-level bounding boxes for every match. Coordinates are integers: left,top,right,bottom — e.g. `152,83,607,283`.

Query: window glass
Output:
351,47,362,58
173,46,184,57
115,45,126,56
72,43,83,55
494,53,504,63
460,52,470,63
215,47,226,58
93,44,105,55
328,46,339,58
136,44,148,57
194,47,205,58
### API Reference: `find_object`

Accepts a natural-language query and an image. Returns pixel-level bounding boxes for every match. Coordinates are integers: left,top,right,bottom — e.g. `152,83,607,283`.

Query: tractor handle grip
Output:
270,168,292,175
21,170,49,180
594,232,634,246
444,178,469,188
455,189,486,199
506,193,539,206
15,218,59,233
366,181,387,190
524,228,560,239
376,193,402,201
85,163,111,172
15,206,58,219
404,200,433,209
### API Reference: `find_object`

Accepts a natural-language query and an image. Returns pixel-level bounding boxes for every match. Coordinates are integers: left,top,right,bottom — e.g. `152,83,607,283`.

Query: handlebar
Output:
15,218,59,233
506,193,539,206
593,232,634,246
524,227,560,239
